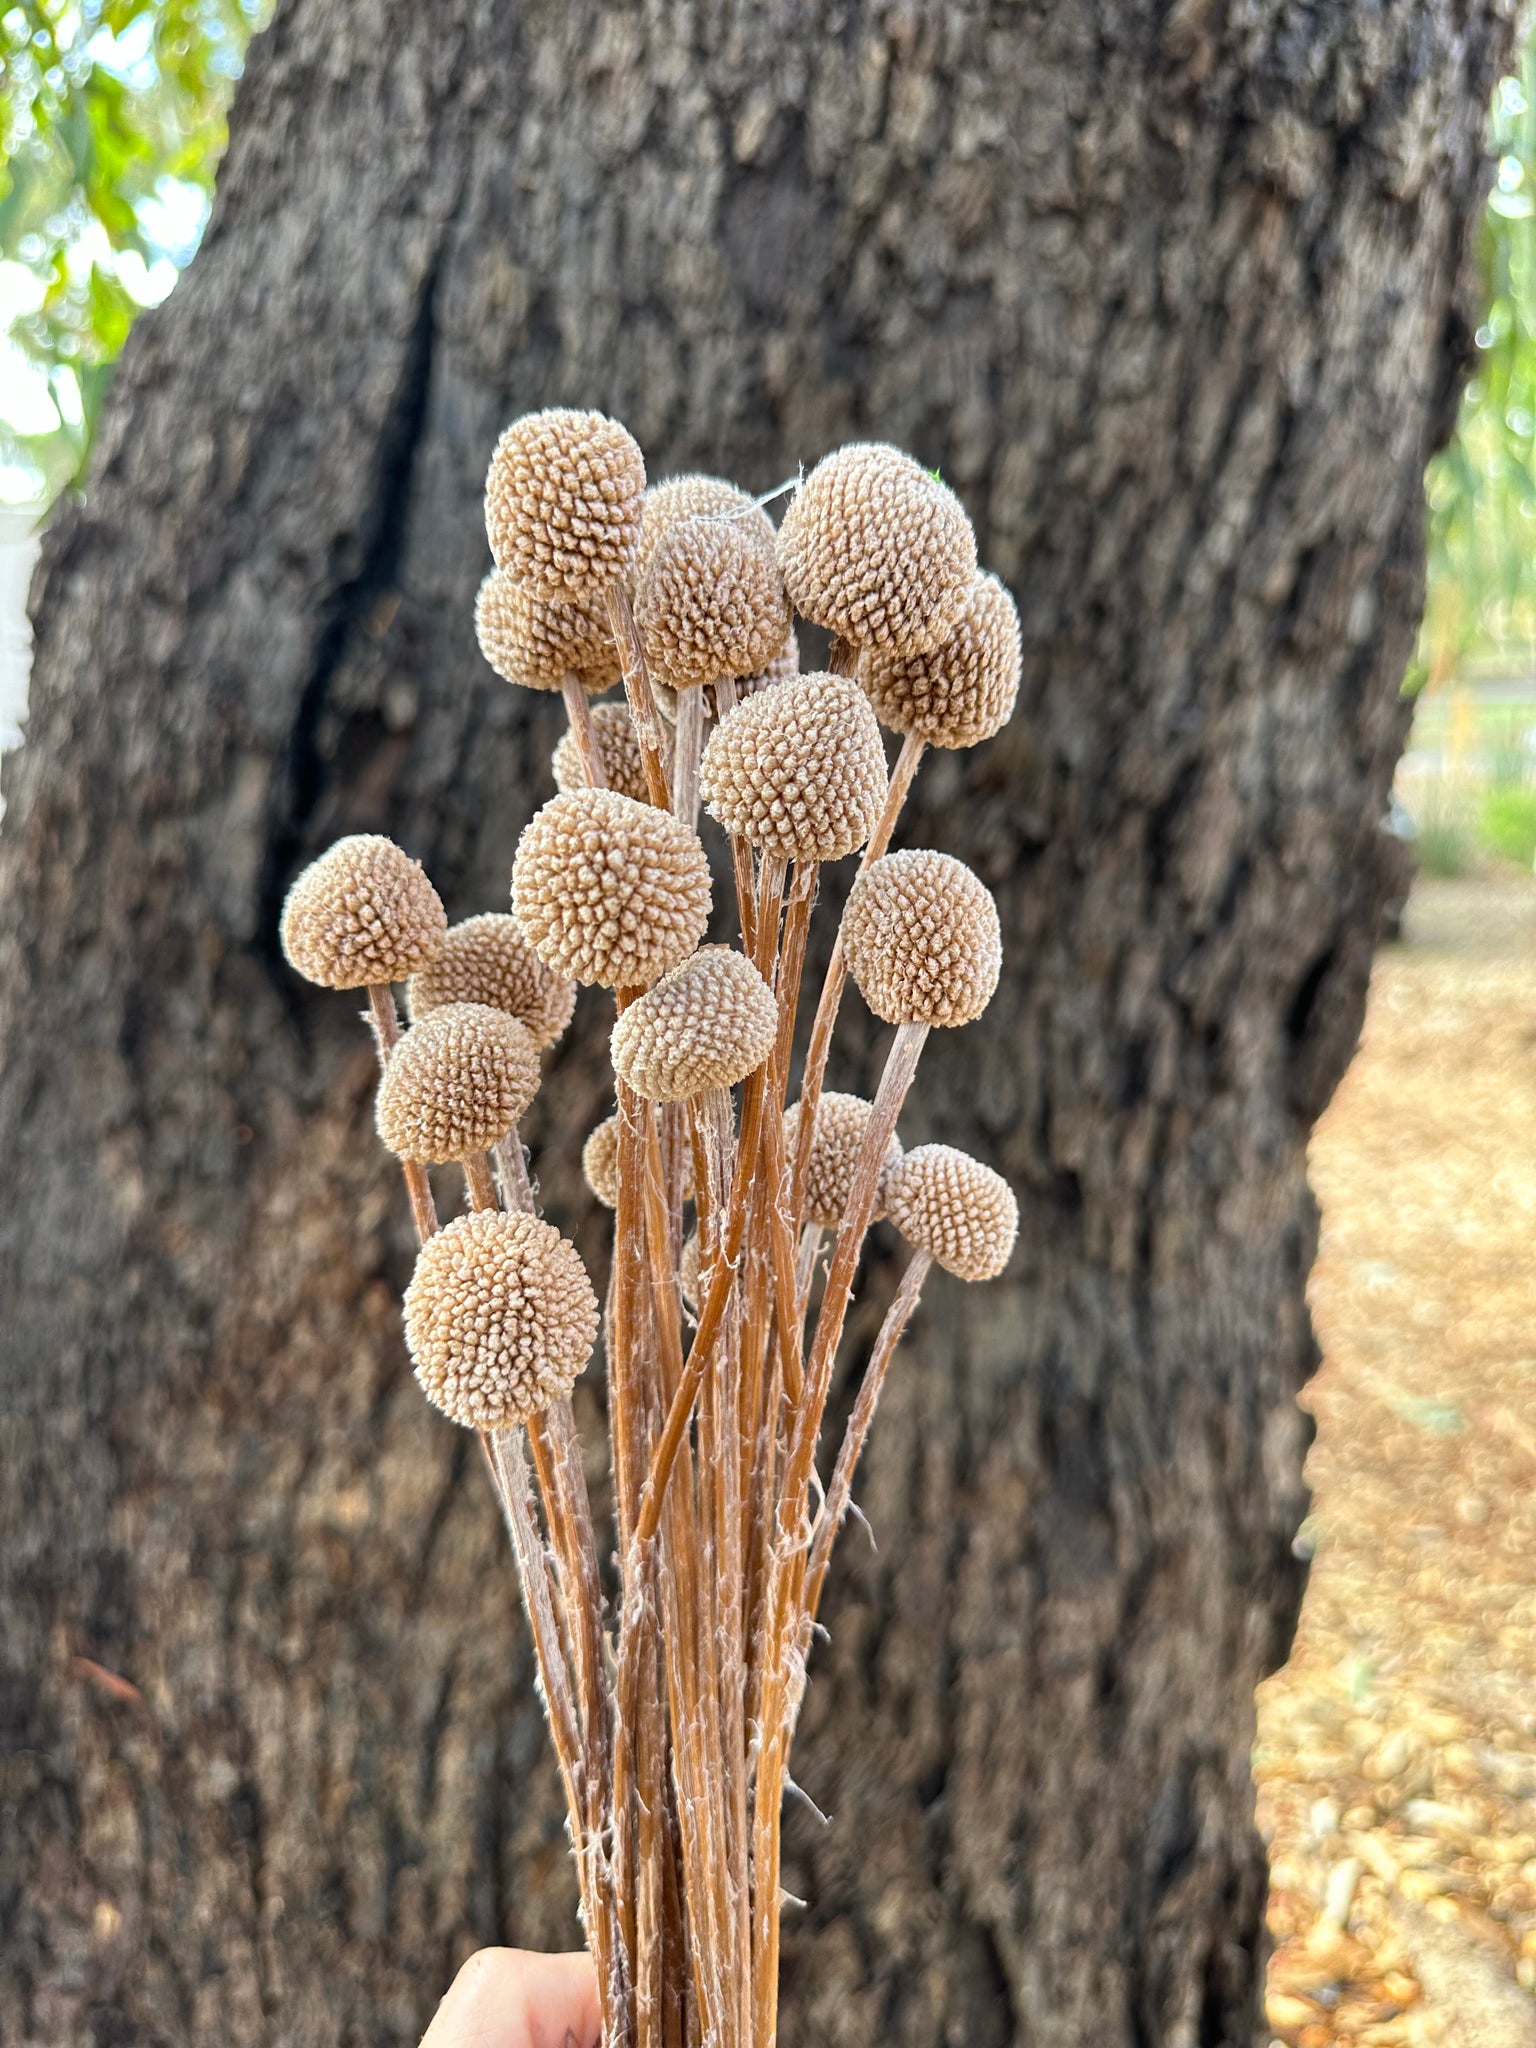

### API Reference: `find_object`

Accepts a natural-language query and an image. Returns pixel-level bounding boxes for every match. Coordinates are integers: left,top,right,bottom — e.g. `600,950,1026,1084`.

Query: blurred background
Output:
3,8,1534,2047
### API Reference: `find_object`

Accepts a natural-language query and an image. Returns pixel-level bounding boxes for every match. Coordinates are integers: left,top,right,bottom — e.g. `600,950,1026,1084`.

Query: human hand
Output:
419,1948,600,2048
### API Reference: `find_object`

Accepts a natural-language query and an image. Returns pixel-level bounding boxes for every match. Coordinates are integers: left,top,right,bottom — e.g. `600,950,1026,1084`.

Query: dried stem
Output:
366,983,438,1243
605,583,673,810
463,1149,499,1213
562,674,609,790
790,729,926,1227
672,681,706,828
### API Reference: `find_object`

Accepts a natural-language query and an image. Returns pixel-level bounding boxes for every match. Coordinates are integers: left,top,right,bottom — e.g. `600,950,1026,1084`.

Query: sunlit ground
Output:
1257,873,1536,2047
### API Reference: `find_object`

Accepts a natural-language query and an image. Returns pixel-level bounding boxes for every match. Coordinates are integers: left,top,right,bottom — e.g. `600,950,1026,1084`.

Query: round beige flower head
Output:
636,518,791,691
281,834,446,990
376,1002,541,1163
842,849,1001,1027
581,1114,622,1208
474,569,621,695
860,572,1022,748
485,408,645,597
404,1209,599,1428
511,788,711,990
699,672,887,863
887,1144,1018,1281
777,443,976,657
582,1108,693,1207
409,914,576,1048
610,946,777,1103
783,1090,904,1228
635,474,776,589
552,701,650,803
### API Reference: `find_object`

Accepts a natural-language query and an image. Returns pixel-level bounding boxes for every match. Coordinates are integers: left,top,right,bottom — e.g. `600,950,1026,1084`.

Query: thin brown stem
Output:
463,1149,499,1213
789,730,924,1226
366,983,438,1243
802,1249,931,1626
493,1128,537,1214
605,583,673,810
672,680,706,828
562,673,608,789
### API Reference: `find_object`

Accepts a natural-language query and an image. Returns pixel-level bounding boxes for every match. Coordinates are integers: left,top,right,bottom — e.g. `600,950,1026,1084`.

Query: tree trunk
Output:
0,2,1509,2043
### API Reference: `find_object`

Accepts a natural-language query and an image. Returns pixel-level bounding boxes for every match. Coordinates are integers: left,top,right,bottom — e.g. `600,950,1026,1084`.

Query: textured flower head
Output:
610,947,777,1102
409,914,576,1048
784,1091,903,1228
859,571,1021,748
376,1002,541,1163
485,408,645,596
552,702,650,803
404,1210,599,1428
636,519,790,690
474,569,621,695
700,672,887,863
887,1144,1017,1280
511,788,711,990
635,474,776,590
280,834,446,990
777,443,976,656
842,849,1000,1027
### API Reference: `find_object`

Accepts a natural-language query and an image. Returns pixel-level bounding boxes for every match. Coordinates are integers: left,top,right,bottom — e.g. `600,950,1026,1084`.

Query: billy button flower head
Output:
474,568,621,695
611,946,777,1104
409,913,576,1049
635,517,791,693
783,1090,903,1228
860,570,1022,751
512,787,712,990
485,407,645,597
552,702,650,803
841,848,1001,1029
699,672,887,865
404,1209,600,1429
375,1002,540,1164
634,473,777,590
777,442,977,658
280,834,446,991
887,1144,1018,1282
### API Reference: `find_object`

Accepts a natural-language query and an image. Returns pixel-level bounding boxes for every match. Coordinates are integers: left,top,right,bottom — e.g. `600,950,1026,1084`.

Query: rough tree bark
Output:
0,2,1514,2043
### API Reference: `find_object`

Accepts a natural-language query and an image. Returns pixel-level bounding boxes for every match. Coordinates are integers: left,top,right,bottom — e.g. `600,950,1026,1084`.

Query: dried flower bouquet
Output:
280,411,1022,2048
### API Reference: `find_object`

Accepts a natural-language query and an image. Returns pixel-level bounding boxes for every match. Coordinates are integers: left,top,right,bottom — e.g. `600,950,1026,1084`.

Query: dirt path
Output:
1257,877,1536,2046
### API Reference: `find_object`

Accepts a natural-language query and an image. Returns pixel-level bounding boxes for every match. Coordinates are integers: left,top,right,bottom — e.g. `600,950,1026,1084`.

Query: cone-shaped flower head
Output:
474,569,621,695
405,1209,599,1428
777,443,976,656
636,519,790,691
582,1108,692,1206
887,1144,1018,1281
376,1002,541,1163
280,834,446,990
783,1090,904,1228
552,701,650,803
842,849,1001,1027
610,946,777,1103
859,571,1021,748
409,914,576,1049
512,788,711,990
700,672,887,863
635,474,776,590
485,408,645,596
582,1114,622,1208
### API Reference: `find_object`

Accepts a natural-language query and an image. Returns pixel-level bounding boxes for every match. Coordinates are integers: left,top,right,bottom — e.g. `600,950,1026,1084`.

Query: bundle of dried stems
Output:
280,410,1023,2048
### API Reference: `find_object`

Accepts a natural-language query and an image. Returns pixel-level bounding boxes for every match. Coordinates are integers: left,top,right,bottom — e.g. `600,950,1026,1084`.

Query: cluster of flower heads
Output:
280,405,1021,1464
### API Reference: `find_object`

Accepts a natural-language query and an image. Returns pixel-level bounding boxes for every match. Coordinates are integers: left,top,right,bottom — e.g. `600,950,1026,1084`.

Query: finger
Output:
419,1947,600,2048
